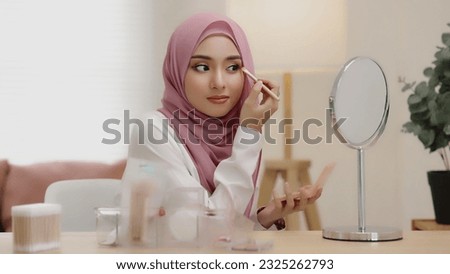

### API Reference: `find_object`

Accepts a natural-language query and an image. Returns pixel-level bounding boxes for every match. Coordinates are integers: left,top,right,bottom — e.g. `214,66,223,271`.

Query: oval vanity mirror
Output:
323,57,402,241
331,57,389,148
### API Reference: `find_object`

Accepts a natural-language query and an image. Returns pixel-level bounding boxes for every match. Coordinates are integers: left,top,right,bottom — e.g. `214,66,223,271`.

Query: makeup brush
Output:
242,67,280,101
314,162,336,189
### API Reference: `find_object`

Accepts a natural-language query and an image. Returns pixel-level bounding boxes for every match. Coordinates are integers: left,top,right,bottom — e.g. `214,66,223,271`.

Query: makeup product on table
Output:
121,161,167,247
128,182,152,242
95,207,120,246
276,162,336,202
242,67,280,101
292,162,336,201
12,203,61,253
273,172,285,199
314,162,336,189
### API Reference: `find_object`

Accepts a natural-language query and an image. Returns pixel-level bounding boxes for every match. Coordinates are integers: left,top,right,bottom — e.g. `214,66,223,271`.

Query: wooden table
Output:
1,231,450,254
412,219,450,231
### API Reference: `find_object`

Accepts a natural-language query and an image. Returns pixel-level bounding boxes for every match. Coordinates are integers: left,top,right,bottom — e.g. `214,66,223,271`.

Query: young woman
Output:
122,13,322,230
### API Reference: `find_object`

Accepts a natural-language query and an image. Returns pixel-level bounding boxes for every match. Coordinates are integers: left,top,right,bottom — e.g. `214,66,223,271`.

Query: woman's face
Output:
184,35,244,118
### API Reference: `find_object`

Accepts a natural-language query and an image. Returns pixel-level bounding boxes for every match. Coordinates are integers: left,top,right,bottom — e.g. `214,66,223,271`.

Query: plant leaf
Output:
415,82,429,98
407,94,422,105
409,102,428,113
442,32,450,46
402,121,421,135
444,124,450,135
430,112,440,125
427,90,438,101
401,81,416,92
435,49,443,60
411,112,431,122
424,67,434,77
428,74,439,88
438,93,450,121
439,83,450,94
419,130,435,147
430,132,450,152
428,100,438,113
442,47,450,60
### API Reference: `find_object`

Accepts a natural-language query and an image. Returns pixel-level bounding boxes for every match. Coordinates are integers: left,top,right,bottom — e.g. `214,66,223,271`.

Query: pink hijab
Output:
158,13,260,214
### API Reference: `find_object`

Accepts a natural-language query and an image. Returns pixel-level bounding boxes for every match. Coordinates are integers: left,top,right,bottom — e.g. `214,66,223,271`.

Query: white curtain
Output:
0,0,156,164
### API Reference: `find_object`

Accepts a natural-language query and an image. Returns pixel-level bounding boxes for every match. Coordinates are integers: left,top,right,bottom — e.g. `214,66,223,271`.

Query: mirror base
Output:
322,226,403,242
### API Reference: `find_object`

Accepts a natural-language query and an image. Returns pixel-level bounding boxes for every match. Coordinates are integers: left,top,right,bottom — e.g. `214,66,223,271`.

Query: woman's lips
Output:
207,96,229,104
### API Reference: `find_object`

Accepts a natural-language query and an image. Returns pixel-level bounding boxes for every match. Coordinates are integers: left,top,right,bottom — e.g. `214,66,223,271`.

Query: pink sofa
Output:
0,159,126,232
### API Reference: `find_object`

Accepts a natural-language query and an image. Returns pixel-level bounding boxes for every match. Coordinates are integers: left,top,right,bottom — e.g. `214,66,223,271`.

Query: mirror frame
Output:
329,56,390,149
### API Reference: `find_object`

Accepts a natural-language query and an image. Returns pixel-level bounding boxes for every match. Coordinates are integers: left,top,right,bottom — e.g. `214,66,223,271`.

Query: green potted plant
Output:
399,23,450,224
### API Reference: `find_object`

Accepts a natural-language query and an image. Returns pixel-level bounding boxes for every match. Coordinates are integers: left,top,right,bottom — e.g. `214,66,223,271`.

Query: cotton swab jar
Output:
12,203,61,253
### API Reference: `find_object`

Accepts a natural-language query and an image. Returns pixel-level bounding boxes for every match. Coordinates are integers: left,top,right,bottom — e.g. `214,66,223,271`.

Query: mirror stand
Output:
323,148,403,241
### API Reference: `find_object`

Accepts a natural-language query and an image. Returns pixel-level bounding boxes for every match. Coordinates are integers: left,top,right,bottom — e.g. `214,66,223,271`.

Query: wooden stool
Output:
258,159,321,230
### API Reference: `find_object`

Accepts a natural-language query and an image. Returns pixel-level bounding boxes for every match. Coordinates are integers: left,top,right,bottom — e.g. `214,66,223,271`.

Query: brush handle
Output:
242,67,280,101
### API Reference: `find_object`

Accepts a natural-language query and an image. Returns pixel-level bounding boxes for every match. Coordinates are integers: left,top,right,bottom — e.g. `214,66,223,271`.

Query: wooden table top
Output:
1,230,450,254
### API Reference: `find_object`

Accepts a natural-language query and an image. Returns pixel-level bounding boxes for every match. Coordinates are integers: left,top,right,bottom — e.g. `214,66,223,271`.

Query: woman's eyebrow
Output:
226,55,242,60
191,54,242,60
191,54,211,60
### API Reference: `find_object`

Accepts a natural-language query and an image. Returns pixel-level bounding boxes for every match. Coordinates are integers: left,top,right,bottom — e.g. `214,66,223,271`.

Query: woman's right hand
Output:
239,80,279,132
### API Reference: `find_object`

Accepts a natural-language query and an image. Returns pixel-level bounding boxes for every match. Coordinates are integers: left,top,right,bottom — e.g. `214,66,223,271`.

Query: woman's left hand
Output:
257,182,323,229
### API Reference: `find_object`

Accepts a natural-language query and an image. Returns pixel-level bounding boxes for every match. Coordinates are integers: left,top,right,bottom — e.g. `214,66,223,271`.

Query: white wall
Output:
227,0,347,70
345,0,450,230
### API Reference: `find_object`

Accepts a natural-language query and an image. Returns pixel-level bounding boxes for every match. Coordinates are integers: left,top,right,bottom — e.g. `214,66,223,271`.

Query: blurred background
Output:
1,0,449,231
